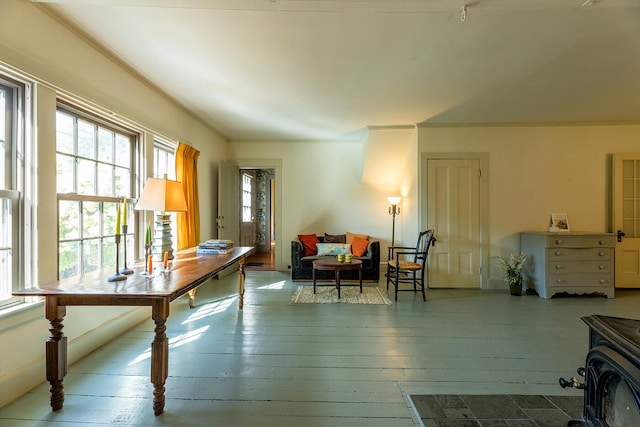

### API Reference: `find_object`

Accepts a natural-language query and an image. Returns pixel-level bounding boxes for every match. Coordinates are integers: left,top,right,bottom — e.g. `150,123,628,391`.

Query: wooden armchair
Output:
386,229,436,301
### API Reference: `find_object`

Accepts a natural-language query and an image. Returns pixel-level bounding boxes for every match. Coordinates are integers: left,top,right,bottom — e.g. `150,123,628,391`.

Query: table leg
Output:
359,265,363,293
187,289,196,308
238,256,246,310
151,299,170,415
45,297,67,411
313,266,317,293
336,269,341,299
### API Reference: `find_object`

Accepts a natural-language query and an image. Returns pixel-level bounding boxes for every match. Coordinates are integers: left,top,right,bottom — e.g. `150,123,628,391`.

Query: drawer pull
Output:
556,239,563,245
599,251,605,256
599,240,605,245
556,278,563,284
555,265,563,270
600,279,606,284
599,265,605,270
555,251,562,256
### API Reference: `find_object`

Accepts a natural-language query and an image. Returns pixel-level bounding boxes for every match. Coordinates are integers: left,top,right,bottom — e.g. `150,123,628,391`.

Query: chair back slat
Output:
414,229,435,266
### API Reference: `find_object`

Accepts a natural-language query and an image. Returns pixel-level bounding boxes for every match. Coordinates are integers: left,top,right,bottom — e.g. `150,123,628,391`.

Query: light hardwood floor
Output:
1,271,640,426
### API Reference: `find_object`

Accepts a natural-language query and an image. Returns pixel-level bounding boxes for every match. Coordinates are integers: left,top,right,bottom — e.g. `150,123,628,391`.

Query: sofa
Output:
291,232,380,282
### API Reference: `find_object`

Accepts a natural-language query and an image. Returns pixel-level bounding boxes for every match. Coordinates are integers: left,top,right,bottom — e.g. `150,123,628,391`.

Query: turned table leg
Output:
187,289,196,308
151,299,170,415
45,297,67,411
238,256,247,310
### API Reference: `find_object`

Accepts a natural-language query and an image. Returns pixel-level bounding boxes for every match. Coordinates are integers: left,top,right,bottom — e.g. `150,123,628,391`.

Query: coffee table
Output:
312,258,362,298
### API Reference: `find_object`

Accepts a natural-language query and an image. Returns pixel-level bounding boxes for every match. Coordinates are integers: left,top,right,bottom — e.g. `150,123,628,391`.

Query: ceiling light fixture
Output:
461,5,468,21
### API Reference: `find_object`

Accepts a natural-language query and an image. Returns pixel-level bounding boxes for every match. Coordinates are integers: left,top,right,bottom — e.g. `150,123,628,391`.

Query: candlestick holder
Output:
108,234,127,282
142,243,152,276
119,225,134,275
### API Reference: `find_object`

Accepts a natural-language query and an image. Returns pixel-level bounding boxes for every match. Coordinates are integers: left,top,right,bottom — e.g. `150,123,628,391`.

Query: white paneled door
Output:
427,158,481,288
613,153,640,288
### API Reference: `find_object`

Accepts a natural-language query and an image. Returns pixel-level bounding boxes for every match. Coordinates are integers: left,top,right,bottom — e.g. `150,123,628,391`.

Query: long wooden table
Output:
12,246,255,415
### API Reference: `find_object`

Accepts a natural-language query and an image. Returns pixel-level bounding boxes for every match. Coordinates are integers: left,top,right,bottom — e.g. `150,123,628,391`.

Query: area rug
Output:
408,394,583,426
290,286,392,305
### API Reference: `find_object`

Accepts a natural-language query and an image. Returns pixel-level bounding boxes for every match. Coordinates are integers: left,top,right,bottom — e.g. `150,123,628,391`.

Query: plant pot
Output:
509,283,522,296
509,278,523,296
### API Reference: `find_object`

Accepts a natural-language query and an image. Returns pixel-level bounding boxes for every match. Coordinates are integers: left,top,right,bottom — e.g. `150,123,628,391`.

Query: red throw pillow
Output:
298,234,319,256
351,236,369,257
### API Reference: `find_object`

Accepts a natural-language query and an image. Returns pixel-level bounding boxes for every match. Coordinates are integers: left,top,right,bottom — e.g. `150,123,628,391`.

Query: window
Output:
154,139,176,180
152,138,178,254
242,173,252,223
56,105,137,280
0,75,29,310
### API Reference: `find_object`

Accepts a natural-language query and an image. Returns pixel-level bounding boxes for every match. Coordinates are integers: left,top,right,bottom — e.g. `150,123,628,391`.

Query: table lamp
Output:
135,175,187,260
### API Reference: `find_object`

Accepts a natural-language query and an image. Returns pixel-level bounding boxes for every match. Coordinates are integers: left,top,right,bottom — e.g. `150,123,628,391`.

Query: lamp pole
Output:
391,206,397,246
387,197,401,247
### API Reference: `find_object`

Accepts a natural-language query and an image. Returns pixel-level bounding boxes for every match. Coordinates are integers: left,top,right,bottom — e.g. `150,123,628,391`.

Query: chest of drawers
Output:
520,232,615,299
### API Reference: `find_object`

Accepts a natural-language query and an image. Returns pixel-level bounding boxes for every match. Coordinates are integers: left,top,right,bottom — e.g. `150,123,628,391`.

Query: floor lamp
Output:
388,196,401,247
135,175,187,261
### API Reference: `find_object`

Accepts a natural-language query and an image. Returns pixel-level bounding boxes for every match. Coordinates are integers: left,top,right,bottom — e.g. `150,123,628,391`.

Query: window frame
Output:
0,73,31,311
153,138,176,181
241,172,253,223
56,102,140,280
152,138,178,254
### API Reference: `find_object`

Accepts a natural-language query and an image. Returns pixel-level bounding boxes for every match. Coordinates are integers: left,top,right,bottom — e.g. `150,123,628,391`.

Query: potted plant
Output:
493,252,526,296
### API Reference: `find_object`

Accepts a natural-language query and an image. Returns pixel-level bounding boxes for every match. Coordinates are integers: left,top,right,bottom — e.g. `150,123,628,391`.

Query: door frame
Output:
611,152,640,288
419,152,490,289
236,159,284,271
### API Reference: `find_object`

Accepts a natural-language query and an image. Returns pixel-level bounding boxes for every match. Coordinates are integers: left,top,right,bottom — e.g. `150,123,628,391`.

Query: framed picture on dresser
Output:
550,213,570,232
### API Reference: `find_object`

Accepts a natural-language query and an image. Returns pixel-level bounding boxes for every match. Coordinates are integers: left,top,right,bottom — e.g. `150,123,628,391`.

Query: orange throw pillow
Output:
298,234,319,256
351,236,369,257
346,231,369,244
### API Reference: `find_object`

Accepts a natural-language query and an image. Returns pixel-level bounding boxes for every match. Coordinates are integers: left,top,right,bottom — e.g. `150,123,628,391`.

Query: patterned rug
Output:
408,394,583,426
290,286,392,305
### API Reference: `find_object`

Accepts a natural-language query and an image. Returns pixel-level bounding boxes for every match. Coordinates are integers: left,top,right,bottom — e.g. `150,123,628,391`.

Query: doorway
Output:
613,153,640,288
242,169,276,271
218,159,283,271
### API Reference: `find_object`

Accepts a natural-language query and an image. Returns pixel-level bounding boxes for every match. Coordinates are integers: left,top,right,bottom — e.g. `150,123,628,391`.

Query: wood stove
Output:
567,315,640,426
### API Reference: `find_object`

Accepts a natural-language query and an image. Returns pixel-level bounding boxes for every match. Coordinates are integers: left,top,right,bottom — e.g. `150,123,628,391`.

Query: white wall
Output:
0,0,228,407
229,126,420,270
418,124,640,286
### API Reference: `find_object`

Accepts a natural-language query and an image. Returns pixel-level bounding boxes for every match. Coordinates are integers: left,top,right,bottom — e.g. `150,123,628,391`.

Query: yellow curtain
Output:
175,142,200,249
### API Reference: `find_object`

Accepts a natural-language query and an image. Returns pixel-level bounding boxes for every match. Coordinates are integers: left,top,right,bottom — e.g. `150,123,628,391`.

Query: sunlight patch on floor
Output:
128,326,210,365
182,295,237,324
256,280,287,290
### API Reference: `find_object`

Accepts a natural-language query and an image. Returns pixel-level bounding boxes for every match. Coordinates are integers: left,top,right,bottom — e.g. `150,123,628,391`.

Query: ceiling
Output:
35,0,640,141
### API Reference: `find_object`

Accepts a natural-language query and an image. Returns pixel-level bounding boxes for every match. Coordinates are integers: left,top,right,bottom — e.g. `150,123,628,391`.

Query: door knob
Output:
617,229,626,242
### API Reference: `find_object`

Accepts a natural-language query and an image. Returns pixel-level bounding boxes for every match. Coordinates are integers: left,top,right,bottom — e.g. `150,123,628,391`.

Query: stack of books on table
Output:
196,239,235,255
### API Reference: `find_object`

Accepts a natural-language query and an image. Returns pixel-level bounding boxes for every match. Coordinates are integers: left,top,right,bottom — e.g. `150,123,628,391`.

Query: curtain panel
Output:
175,142,200,249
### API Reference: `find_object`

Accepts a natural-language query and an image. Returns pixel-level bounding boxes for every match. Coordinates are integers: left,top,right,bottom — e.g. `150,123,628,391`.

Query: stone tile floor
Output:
409,394,583,427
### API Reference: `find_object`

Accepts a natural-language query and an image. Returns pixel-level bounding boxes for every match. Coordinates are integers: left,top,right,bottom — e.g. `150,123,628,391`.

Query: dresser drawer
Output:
547,235,615,248
547,247,613,261
548,274,613,287
547,260,612,274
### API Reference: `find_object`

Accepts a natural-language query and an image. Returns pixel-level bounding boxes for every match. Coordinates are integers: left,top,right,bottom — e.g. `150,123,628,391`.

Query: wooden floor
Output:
245,250,275,271
2,272,640,426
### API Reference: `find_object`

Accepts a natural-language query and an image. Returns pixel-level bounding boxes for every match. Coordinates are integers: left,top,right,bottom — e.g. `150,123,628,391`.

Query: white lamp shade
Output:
135,177,187,212
387,196,402,205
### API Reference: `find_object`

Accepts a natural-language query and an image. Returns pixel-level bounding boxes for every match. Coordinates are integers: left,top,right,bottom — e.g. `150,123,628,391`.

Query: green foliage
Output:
493,252,526,285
